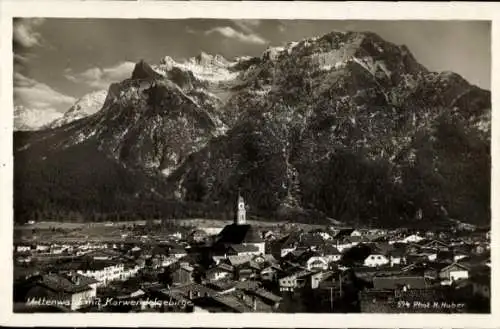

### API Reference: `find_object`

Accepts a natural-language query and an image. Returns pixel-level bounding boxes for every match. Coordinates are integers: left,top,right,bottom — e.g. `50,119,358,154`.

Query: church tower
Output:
235,191,246,225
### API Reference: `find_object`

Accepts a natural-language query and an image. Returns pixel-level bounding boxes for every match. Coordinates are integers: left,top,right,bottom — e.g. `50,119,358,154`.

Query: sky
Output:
13,18,491,114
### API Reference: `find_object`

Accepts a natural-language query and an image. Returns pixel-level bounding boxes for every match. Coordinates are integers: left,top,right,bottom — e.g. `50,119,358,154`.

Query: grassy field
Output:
16,218,328,230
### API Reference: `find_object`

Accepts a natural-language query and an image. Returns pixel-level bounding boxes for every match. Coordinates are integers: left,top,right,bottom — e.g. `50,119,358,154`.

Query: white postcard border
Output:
0,1,498,327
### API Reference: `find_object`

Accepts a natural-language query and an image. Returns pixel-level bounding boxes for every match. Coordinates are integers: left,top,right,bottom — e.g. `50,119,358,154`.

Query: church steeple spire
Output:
235,189,246,225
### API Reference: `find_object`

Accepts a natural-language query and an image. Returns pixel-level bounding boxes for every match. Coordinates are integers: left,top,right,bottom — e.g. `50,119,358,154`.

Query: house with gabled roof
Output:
171,282,217,300
421,239,450,252
252,253,277,265
294,249,329,272
270,231,301,258
319,244,342,263
227,244,261,257
225,255,254,267
169,247,187,259
260,263,282,282
387,248,408,266
262,230,277,241
333,235,362,252
305,256,329,272
363,246,390,268
16,244,32,253
438,262,469,282
209,293,255,313
390,233,425,245
188,229,208,244
278,269,312,292
297,233,325,250
206,263,234,282
205,279,238,294
235,261,260,281
281,247,308,262
76,258,127,286
171,262,195,286
243,287,282,309
23,273,98,311
405,242,424,255
309,228,332,241
418,250,438,262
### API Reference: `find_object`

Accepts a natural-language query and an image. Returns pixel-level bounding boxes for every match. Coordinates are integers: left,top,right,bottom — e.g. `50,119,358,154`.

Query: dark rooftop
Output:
211,294,254,313
206,279,237,292
229,244,260,253
32,273,98,294
216,224,263,245
373,276,430,290
246,287,282,303
320,244,341,255
333,228,355,239
78,259,120,271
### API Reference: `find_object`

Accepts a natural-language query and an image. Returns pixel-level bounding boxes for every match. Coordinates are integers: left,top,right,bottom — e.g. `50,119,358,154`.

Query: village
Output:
13,195,491,313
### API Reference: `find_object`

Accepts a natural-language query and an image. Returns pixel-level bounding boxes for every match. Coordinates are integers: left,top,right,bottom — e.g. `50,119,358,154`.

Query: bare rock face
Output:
130,60,162,80
14,31,491,227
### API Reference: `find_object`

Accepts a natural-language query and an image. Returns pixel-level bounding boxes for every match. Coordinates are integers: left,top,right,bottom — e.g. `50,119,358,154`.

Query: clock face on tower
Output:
238,202,245,210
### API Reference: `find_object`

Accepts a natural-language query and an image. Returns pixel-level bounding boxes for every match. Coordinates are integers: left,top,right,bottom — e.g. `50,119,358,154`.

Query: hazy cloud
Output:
14,53,30,65
65,61,135,89
205,26,267,45
186,26,197,34
14,72,76,112
13,18,46,48
233,20,262,34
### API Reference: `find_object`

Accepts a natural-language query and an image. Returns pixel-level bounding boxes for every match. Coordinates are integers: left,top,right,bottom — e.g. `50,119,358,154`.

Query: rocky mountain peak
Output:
14,29,491,228
159,55,176,67
262,46,285,61
155,52,238,84
190,52,230,67
49,89,108,128
14,105,63,131
131,59,163,80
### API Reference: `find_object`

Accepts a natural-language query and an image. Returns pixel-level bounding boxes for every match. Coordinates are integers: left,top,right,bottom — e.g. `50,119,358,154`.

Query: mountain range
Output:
14,105,63,131
14,90,108,131
14,31,491,227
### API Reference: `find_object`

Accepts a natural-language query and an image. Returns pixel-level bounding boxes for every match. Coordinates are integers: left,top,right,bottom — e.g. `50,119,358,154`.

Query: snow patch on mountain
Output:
236,56,253,62
262,46,285,61
50,90,108,128
14,105,64,131
154,53,239,83
285,41,299,54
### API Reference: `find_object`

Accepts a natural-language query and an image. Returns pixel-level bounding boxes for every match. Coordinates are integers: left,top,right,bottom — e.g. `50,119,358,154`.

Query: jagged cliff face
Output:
14,31,491,226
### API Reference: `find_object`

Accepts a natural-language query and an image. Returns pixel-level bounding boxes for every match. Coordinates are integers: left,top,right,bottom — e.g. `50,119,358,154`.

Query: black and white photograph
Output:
1,1,496,325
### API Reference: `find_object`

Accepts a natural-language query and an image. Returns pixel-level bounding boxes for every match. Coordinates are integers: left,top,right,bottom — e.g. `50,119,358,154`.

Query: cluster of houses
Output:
13,196,490,313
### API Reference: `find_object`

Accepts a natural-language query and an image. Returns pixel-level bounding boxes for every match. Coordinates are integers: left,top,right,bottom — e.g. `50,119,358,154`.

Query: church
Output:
212,192,265,256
